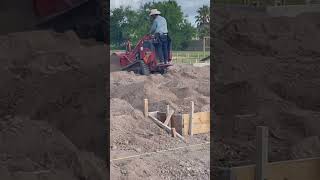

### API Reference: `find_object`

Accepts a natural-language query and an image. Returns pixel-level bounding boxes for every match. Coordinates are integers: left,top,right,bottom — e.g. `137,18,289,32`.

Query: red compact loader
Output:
111,34,173,75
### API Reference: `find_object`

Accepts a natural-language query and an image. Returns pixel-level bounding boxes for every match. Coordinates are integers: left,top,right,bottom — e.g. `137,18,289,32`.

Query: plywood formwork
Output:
144,99,210,138
217,126,320,180
156,111,210,136
219,157,320,180
182,112,210,136
157,112,184,135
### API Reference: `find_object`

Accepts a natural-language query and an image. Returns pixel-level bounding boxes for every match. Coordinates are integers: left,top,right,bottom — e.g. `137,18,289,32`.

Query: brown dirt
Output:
0,30,107,179
111,64,210,113
110,54,122,72
213,7,320,177
110,64,210,179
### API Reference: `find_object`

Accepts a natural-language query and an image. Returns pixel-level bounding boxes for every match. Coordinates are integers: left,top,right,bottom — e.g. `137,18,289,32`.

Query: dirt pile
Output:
213,10,320,168
0,30,107,179
110,64,210,152
220,13,320,57
110,55,122,72
111,64,210,113
0,116,106,180
110,64,210,179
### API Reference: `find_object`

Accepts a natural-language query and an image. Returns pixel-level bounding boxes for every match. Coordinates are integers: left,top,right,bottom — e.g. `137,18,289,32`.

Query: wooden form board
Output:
183,112,210,136
221,157,320,180
148,112,185,141
157,112,183,135
156,111,210,136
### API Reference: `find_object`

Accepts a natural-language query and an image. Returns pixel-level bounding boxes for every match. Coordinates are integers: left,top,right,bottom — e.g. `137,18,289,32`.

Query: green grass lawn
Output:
171,51,210,64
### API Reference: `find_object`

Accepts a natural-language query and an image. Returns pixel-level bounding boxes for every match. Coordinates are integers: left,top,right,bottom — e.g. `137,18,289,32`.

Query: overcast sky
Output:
110,0,210,26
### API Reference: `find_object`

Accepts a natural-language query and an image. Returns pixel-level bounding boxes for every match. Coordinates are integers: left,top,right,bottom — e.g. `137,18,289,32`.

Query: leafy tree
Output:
141,1,196,50
110,0,196,50
195,5,210,39
110,7,126,47
110,7,141,48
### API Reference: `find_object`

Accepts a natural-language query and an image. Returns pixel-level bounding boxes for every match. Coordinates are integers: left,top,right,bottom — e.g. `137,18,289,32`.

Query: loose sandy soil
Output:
110,64,210,180
213,7,320,177
0,30,107,180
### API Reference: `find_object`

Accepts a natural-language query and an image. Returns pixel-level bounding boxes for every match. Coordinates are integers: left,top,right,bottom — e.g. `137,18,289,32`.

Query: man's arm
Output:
149,20,157,34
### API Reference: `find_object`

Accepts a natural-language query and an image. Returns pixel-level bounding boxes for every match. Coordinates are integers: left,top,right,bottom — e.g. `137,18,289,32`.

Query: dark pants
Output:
155,34,170,63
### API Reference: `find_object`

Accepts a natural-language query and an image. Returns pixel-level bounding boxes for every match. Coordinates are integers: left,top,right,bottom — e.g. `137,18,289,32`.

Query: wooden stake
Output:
144,99,148,118
148,111,158,117
164,110,174,126
256,126,268,180
171,128,176,137
168,105,172,127
189,101,194,136
149,114,185,142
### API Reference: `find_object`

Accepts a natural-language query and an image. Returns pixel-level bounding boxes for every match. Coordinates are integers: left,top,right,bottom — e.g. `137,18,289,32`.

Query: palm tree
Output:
195,5,210,39
195,5,210,26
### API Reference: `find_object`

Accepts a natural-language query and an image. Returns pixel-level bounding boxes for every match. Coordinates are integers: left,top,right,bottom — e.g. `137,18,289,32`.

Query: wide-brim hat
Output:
149,9,161,16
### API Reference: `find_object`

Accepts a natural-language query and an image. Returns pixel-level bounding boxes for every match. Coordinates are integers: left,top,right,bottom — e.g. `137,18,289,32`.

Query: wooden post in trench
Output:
256,126,268,180
144,99,148,117
189,101,194,136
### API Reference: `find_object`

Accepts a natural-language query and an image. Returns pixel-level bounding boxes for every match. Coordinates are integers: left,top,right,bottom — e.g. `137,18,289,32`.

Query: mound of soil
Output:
0,30,107,179
0,116,106,180
110,64,210,179
213,9,320,171
111,64,210,113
